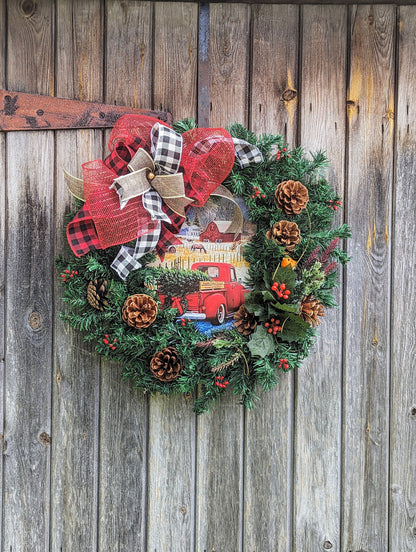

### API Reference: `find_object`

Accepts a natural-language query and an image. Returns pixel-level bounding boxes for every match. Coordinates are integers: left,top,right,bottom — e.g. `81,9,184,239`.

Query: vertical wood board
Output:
244,5,299,551
195,6,249,552
51,3,103,550
147,4,198,551
3,2,55,550
0,0,5,545
98,3,153,550
153,2,198,119
342,5,395,551
251,4,299,145
209,3,250,127
389,6,416,551
293,6,347,552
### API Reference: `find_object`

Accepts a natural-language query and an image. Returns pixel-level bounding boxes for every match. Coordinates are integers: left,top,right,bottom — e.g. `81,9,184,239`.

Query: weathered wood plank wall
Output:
1,2,415,551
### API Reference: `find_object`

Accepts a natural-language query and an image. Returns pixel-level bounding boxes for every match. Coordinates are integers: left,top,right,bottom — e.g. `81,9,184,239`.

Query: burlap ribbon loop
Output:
110,136,192,217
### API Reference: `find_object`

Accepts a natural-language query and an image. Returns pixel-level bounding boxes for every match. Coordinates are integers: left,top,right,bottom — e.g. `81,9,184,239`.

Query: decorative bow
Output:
65,115,264,280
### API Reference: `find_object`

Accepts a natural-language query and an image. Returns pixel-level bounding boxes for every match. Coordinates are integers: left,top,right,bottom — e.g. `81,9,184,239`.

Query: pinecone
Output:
122,294,158,329
266,220,301,252
87,278,109,311
233,306,258,336
275,180,309,215
150,346,182,382
300,295,324,327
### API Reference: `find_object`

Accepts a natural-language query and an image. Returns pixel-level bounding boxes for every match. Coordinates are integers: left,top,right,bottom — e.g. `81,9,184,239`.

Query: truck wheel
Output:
213,303,226,325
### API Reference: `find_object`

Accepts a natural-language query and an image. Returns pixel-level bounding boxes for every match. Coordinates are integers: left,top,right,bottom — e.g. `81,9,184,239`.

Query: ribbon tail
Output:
111,222,162,280
232,138,263,168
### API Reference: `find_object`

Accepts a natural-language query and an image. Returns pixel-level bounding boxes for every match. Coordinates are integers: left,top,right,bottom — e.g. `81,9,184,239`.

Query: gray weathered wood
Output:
0,0,5,546
208,3,250,127
98,2,153,550
3,2,54,550
146,4,198,551
294,6,347,552
153,2,198,120
389,7,416,550
195,6,249,552
51,2,103,550
244,5,299,551
251,4,299,145
342,5,395,551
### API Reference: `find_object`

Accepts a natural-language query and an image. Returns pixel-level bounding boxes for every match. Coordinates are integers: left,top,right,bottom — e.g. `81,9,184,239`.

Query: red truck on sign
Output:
182,262,249,325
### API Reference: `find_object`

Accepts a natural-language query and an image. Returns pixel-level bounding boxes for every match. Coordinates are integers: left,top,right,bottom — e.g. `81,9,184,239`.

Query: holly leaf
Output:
244,291,264,316
247,326,276,358
273,266,296,289
272,302,300,314
280,314,310,343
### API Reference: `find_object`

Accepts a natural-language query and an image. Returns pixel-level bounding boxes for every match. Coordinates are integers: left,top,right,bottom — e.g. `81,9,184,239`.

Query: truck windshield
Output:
199,266,219,279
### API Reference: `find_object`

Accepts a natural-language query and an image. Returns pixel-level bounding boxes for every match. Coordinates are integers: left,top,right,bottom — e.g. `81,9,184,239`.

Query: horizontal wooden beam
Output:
0,90,171,131
152,0,416,3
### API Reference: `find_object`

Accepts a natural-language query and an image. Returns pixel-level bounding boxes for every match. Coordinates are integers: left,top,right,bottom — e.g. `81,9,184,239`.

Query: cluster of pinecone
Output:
267,180,309,252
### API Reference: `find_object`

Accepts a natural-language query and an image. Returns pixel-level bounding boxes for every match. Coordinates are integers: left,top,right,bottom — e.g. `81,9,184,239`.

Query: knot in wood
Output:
323,541,333,550
39,432,51,446
29,311,42,330
20,0,36,17
411,406,416,416
281,88,297,102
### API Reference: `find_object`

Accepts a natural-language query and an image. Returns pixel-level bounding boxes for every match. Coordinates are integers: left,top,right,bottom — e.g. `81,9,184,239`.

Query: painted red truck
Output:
182,262,249,325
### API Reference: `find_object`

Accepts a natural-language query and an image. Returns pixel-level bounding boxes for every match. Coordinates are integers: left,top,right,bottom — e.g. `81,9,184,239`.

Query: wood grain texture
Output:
98,3,153,550
294,6,347,552
7,0,54,95
244,6,298,551
194,7,248,552
3,2,54,550
105,0,153,109
389,7,416,550
0,0,5,545
51,2,102,550
209,3,250,127
153,2,198,120
251,4,299,145
342,6,395,551
147,5,198,551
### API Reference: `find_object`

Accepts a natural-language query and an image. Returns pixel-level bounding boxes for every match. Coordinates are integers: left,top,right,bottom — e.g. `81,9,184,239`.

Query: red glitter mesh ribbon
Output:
67,115,235,257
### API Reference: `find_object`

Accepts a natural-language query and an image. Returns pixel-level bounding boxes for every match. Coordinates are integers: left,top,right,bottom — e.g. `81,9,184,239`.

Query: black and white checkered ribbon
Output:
233,138,263,168
111,124,182,279
111,190,170,279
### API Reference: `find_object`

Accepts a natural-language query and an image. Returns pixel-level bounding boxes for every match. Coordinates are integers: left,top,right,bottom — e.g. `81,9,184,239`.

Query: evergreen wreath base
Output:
57,119,350,414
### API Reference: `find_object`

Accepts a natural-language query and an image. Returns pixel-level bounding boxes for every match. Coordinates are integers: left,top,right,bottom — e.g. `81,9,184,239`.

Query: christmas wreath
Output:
57,115,350,414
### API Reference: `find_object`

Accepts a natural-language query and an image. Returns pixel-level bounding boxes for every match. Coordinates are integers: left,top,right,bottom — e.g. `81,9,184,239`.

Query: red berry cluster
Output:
328,199,342,211
251,185,266,200
215,375,230,389
264,318,282,334
179,318,188,327
276,147,290,160
61,269,78,282
103,334,117,350
271,282,290,300
279,358,289,371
